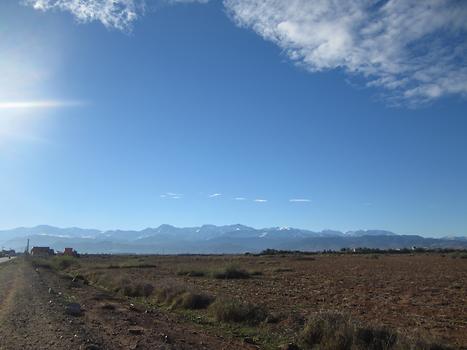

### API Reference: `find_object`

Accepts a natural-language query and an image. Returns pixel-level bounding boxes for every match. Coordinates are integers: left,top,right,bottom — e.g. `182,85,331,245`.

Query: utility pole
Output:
25,238,30,255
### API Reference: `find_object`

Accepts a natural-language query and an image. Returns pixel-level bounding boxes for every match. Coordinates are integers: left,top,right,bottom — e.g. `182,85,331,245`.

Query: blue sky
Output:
1,0,467,236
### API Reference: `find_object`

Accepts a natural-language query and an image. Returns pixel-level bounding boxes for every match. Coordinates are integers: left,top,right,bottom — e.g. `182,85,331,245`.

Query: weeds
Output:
31,256,79,271
171,291,214,310
209,298,268,325
116,279,154,297
300,312,450,350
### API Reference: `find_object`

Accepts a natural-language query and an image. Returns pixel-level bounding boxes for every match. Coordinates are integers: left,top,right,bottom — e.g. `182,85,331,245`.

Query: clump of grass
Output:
176,269,206,277
171,291,214,310
209,298,268,325
115,278,154,297
212,265,251,279
300,312,450,350
155,285,186,304
53,256,79,270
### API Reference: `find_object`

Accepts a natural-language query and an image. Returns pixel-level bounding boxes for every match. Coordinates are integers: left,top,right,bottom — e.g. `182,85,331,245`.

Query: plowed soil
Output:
72,253,467,348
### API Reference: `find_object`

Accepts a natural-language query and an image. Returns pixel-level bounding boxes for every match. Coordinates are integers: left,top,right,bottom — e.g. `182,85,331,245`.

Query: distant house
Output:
1,249,15,257
63,248,78,257
31,247,54,257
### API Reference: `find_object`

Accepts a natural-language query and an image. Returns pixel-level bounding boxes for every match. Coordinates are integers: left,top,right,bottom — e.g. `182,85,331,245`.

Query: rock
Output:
128,326,144,335
65,303,83,317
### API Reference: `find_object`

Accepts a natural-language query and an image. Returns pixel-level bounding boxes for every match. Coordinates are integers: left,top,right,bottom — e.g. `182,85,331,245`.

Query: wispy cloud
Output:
208,193,222,198
0,100,83,110
234,197,246,201
160,192,183,199
25,0,144,31
224,0,467,104
254,199,267,203
25,0,467,104
24,0,209,31
289,198,310,202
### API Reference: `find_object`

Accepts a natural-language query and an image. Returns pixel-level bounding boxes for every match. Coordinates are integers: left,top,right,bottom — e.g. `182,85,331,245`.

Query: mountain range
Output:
0,225,466,254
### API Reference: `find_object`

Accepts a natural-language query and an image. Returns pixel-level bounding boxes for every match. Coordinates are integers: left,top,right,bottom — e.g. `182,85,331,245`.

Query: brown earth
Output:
0,258,253,350
71,253,467,348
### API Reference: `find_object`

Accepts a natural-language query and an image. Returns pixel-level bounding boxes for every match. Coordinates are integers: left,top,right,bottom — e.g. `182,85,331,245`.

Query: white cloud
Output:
25,0,144,31
160,192,183,199
234,197,246,200
209,193,222,198
24,0,209,31
289,198,310,202
224,0,467,104
24,0,467,104
254,199,267,202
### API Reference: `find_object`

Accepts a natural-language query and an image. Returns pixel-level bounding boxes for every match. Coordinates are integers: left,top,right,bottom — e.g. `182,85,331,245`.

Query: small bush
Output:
209,299,268,325
300,312,450,350
301,313,354,350
155,285,186,304
172,291,214,310
116,279,154,297
177,269,206,277
212,265,251,279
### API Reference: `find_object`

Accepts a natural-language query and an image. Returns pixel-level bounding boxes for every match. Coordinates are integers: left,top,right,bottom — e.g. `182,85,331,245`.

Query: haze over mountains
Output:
1,225,466,254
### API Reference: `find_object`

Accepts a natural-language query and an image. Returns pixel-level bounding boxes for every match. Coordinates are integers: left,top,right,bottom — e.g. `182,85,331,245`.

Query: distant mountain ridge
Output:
0,225,466,254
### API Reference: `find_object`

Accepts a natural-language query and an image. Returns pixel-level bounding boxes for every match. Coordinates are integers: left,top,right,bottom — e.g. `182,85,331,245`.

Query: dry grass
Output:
209,298,268,325
300,312,450,350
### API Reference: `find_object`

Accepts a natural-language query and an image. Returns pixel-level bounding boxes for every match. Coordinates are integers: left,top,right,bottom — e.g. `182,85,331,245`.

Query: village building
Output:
63,248,78,257
30,246,54,257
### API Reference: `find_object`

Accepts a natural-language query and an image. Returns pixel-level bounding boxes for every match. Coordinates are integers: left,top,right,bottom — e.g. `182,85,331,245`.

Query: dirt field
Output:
0,253,466,349
0,258,252,350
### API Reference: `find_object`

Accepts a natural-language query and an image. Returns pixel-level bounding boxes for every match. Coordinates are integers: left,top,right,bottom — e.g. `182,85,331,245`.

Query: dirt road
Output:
0,259,252,350
0,257,14,264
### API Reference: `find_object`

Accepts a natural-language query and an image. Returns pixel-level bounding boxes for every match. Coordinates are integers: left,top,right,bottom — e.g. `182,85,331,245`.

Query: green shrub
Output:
171,291,213,310
209,298,268,325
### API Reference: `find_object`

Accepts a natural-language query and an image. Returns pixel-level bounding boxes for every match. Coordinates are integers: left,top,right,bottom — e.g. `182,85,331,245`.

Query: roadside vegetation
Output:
31,255,79,271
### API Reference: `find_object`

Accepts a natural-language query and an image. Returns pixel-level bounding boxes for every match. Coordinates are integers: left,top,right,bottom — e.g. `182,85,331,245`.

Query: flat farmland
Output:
70,253,467,348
